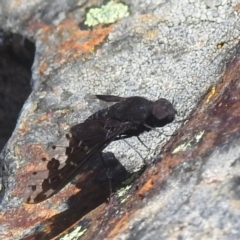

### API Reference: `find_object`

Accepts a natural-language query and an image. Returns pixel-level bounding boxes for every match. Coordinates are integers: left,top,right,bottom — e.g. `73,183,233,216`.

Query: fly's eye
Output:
153,98,176,120
152,104,168,120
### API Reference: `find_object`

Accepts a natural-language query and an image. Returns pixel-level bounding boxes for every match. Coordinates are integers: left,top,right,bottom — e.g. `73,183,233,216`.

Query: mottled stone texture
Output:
0,0,240,239
0,30,34,151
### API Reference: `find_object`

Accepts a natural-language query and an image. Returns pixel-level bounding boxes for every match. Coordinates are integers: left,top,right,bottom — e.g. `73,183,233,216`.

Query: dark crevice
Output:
0,29,35,151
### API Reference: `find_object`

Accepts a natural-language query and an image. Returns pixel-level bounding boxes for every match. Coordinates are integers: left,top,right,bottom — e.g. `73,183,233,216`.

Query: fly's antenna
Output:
143,123,177,137
172,95,175,108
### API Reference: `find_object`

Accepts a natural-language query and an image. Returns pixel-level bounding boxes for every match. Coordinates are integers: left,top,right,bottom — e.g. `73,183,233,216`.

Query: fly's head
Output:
150,98,177,127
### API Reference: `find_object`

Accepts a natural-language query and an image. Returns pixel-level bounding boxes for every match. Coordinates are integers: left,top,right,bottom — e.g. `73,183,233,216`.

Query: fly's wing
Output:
70,120,106,146
24,120,128,204
95,95,125,103
87,95,126,121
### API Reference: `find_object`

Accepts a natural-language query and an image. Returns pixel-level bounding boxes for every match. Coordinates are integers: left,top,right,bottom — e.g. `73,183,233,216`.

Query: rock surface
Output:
0,0,240,239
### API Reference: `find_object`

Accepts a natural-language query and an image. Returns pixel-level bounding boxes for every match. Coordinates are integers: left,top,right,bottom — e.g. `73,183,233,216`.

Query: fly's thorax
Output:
109,96,153,123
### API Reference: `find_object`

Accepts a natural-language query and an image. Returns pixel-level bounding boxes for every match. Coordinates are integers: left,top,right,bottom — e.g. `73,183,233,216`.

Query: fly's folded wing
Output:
24,120,128,203
95,95,125,103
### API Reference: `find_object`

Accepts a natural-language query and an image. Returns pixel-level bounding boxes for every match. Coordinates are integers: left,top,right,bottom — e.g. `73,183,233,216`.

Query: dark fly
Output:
88,95,177,138
24,95,176,203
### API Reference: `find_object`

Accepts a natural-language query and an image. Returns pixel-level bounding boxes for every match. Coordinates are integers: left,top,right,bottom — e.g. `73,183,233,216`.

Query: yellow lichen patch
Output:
84,0,129,27
145,29,159,40
205,86,216,103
